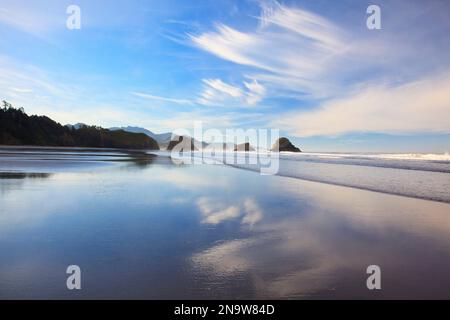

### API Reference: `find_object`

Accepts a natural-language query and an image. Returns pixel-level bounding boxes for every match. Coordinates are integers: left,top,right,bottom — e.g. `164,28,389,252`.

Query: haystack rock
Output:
234,142,255,152
271,137,301,152
167,136,199,151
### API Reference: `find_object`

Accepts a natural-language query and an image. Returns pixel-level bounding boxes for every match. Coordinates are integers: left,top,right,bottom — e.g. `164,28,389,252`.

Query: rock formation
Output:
271,137,301,152
234,142,255,152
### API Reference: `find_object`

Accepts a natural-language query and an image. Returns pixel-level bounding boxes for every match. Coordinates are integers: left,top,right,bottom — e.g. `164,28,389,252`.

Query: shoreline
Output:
1,146,449,204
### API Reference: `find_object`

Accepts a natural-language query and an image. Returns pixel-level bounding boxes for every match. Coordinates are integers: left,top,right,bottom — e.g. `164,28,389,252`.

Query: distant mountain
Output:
66,123,88,130
234,142,255,152
271,137,301,152
0,103,159,150
109,126,171,143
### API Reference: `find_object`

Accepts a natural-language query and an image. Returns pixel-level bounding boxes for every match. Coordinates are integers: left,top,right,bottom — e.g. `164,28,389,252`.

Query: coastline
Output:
2,146,450,203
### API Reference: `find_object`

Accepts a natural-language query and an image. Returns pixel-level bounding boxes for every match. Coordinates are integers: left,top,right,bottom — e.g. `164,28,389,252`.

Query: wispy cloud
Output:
244,79,266,105
203,79,242,98
0,0,154,36
273,73,450,137
0,55,78,106
198,78,265,106
0,54,252,131
190,2,347,99
133,78,266,108
189,1,450,136
131,91,194,105
0,2,63,36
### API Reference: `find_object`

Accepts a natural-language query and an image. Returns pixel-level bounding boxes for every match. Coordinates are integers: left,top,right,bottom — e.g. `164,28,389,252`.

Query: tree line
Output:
0,101,159,150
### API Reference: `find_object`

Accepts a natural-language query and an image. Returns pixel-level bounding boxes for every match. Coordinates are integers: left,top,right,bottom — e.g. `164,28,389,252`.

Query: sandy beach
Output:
1,147,450,299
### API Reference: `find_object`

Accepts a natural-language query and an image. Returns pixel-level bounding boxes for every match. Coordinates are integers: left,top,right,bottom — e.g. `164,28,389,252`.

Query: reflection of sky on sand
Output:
190,175,450,299
2,151,450,298
196,197,263,225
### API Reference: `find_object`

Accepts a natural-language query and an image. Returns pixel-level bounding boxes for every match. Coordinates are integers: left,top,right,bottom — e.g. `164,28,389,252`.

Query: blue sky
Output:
0,0,449,152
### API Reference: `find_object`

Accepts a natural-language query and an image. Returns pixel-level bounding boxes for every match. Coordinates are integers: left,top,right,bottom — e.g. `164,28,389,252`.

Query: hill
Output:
109,126,172,145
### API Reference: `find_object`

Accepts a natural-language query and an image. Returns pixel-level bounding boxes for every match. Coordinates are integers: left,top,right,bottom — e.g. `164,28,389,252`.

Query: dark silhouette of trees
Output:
0,101,159,150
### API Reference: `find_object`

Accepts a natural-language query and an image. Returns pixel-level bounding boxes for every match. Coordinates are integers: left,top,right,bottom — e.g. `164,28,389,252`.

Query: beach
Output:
1,147,450,299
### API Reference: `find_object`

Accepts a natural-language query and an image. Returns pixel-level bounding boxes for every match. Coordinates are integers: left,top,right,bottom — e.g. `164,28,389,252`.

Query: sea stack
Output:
271,137,301,152
167,136,198,151
234,142,255,152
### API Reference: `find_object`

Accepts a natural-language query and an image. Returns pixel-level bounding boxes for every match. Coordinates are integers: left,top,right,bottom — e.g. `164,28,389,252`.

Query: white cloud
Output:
244,79,265,96
0,55,79,113
203,79,242,98
0,3,62,36
198,78,266,107
9,87,34,94
131,91,193,105
0,55,244,131
272,74,450,137
190,1,450,136
0,0,153,37
244,79,266,105
132,79,265,108
190,24,261,68
190,2,347,99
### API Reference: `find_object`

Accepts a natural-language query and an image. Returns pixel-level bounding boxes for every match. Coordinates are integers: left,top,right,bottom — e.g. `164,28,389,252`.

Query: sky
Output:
0,0,449,152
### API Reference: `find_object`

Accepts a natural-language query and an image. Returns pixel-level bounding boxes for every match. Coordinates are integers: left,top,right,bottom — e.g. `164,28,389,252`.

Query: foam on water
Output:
178,151,450,203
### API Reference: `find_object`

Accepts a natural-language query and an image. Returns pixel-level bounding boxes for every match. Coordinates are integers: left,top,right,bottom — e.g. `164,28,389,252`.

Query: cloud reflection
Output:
196,197,263,226
191,177,450,298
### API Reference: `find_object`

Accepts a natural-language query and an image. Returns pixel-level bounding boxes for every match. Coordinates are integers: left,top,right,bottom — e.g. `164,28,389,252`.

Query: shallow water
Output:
1,147,450,299
182,150,450,203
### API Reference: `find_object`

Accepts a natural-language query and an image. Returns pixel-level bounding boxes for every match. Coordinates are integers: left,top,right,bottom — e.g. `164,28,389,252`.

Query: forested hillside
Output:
0,101,159,150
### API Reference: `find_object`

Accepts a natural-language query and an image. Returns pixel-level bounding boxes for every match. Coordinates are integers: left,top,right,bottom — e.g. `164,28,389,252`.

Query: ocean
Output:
171,150,450,203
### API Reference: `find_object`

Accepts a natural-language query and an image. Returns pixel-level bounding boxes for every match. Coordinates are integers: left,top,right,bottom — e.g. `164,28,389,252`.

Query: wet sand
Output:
1,147,450,299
